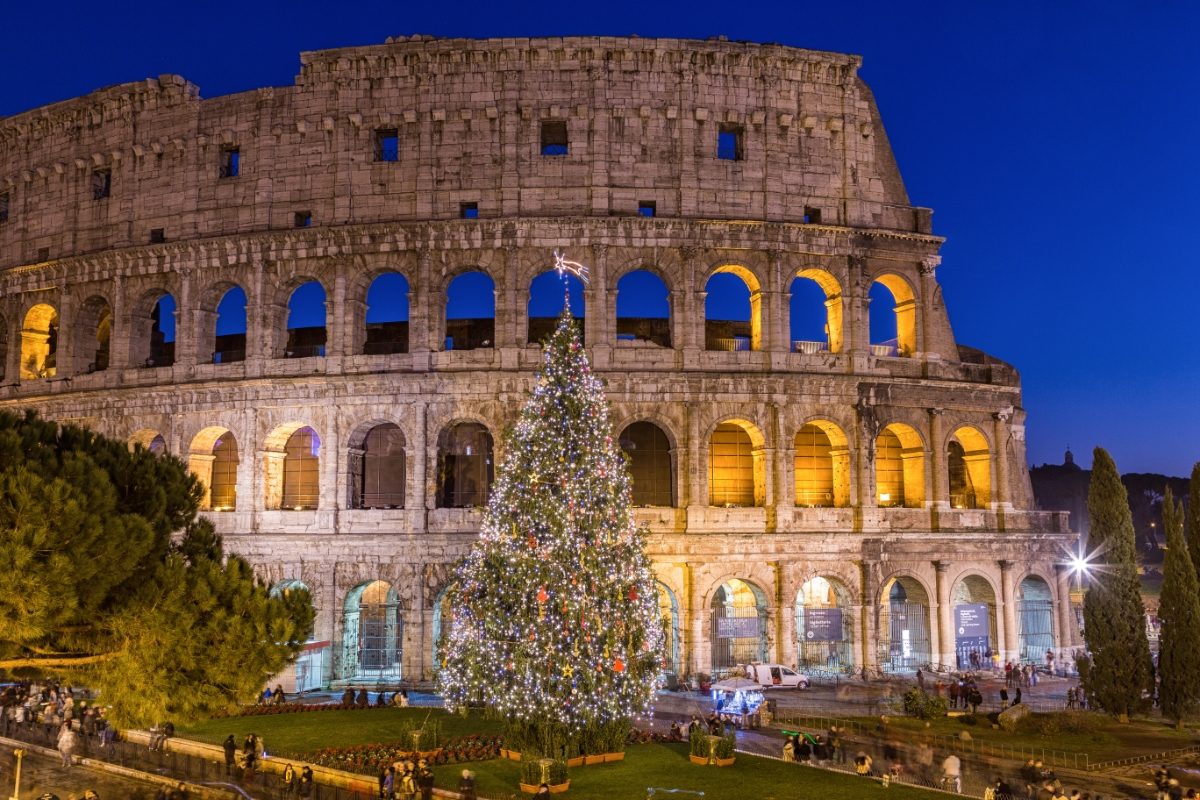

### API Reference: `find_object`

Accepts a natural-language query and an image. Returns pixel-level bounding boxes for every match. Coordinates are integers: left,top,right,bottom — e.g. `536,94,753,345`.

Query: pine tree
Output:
1079,447,1154,722
1185,462,1200,580
1157,488,1200,728
439,309,665,760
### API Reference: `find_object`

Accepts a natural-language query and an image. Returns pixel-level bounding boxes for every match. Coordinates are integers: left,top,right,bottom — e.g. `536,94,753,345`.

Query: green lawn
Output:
177,707,502,756
432,743,944,800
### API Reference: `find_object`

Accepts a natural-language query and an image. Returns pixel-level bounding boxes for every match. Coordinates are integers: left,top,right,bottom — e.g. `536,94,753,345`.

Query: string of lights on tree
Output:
439,251,665,739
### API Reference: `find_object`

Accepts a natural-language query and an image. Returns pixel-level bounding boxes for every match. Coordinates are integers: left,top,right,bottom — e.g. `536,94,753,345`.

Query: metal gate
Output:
341,601,403,680
1017,599,1054,663
796,606,854,671
882,602,930,671
710,606,767,674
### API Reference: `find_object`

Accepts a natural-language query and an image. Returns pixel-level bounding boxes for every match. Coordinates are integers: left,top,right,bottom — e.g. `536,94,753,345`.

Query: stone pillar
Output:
772,561,785,664
669,289,685,351
346,446,364,510
934,561,953,668
262,450,286,510
55,289,77,377
679,247,701,355
999,560,1018,663
1054,564,1074,652
992,410,1013,509
847,255,869,360
585,244,609,356
240,408,257,519
410,249,432,357
413,402,430,513
189,453,216,510
501,246,521,348
245,259,267,375
918,256,940,359
328,270,347,362
175,269,196,368
686,402,704,510
3,311,20,384
758,446,775,510
859,560,877,670
682,562,699,677
928,408,946,508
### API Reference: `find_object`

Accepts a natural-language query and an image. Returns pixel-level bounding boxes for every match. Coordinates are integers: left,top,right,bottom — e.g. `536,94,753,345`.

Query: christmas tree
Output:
439,295,665,759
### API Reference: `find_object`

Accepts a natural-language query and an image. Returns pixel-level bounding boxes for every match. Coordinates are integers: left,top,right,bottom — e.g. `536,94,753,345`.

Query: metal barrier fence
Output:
1,722,380,800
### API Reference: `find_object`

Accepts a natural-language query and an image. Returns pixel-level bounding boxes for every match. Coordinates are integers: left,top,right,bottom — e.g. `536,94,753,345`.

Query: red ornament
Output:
527,534,538,549
613,658,626,673
537,586,549,604
628,587,639,602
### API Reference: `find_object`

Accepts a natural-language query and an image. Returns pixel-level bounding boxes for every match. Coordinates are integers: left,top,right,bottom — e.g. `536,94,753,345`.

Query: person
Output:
57,721,77,768
828,726,844,763
260,687,272,705
1000,687,1009,706
532,784,552,799
376,691,389,708
1013,687,1023,706
168,782,188,800
1046,649,1055,674
298,766,314,798
854,751,873,776
356,688,370,707
687,715,701,736
274,684,286,705
223,735,238,776
282,762,298,798
457,769,476,800
782,736,795,762
668,721,682,741
378,766,390,799
1066,687,1077,710
940,752,961,793
416,758,435,800
398,762,417,800
399,689,410,707
948,680,960,709
1005,661,1014,687
341,687,356,706
796,735,812,764
968,686,983,714
916,668,925,691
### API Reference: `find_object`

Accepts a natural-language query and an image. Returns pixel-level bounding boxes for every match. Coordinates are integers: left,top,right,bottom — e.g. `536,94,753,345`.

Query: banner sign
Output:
955,604,990,638
716,616,760,639
803,608,843,642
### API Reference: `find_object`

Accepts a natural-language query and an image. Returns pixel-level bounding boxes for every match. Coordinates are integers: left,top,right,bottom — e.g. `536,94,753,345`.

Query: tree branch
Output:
0,651,119,669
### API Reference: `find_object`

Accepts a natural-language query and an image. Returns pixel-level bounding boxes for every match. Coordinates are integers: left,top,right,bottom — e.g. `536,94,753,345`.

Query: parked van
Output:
739,662,809,689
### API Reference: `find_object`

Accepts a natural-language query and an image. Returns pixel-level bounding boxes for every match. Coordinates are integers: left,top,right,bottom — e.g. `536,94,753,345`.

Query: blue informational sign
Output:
803,608,843,642
716,616,760,639
955,604,990,637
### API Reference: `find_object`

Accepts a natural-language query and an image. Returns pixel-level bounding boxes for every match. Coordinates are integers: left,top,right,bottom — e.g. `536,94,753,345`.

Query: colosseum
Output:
0,35,1077,689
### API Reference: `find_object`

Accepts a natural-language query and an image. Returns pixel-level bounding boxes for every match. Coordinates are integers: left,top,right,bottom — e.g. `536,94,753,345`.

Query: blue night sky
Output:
3,1,1197,475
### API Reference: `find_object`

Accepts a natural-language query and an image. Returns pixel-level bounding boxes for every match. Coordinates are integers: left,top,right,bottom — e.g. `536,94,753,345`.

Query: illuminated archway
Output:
349,422,406,509
793,421,850,508
619,421,674,507
364,272,410,355
789,269,843,354
1017,575,1055,663
615,270,671,347
341,580,402,680
129,291,175,368
445,271,495,350
710,578,769,673
270,580,324,691
263,423,320,510
875,423,925,507
189,426,238,510
211,284,247,363
528,270,585,344
437,422,494,508
868,274,916,357
708,420,765,507
704,266,761,351
879,576,932,671
75,296,111,373
20,303,58,379
286,281,327,358
948,426,991,509
129,429,166,455
658,582,682,677
951,574,998,670
795,576,854,670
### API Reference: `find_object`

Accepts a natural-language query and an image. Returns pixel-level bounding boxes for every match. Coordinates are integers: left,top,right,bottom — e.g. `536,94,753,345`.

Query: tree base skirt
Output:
689,755,709,765
520,781,570,794
690,755,736,766
501,749,522,761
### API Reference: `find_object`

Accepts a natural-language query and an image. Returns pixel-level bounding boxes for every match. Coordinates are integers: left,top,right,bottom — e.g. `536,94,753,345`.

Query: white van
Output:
740,662,809,689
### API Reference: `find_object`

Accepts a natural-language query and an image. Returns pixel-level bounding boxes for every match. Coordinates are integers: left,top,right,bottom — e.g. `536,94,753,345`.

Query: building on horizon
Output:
0,35,1078,688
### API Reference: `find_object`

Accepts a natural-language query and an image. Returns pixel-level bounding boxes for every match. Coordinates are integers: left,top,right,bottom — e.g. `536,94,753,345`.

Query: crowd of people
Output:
374,757,436,799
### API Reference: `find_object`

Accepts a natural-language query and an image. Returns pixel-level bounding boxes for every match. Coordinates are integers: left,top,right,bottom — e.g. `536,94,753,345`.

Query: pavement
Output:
0,747,167,800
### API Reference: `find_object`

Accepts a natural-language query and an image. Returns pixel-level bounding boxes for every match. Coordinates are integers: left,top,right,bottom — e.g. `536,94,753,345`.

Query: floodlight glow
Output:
1069,554,1091,575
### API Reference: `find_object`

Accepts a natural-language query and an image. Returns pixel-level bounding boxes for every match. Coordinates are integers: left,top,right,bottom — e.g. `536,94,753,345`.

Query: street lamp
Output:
9,748,24,800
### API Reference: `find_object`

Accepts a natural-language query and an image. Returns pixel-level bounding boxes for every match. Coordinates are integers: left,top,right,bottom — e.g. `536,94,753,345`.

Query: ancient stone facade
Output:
0,35,1076,687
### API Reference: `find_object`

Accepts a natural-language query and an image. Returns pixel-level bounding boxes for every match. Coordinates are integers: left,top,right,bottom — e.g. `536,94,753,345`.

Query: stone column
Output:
934,560,953,668
918,256,940,359
772,561,786,664
669,289,685,351
239,408,257,520
847,255,870,361
999,560,1018,662
686,402,704,511
327,270,347,363
189,453,216,510
410,249,432,357
585,244,609,357
3,311,20,384
262,450,286,510
413,402,430,513
346,446,364,510
859,560,877,670
928,408,946,508
174,269,196,368
55,289,76,377
501,247,521,349
245,259,267,376
992,410,1013,510
682,562,699,677
1054,564,1074,652
679,247,701,355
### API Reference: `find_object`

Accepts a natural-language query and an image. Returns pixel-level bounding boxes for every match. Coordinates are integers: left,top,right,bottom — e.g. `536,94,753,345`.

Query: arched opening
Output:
20,303,58,379
951,574,998,670
437,422,494,508
213,285,247,363
189,427,238,511
264,423,321,510
875,423,926,508
615,270,671,347
710,578,769,674
445,271,495,351
528,270,585,344
789,270,843,354
619,421,674,507
341,580,402,681
657,582,683,678
879,576,931,671
432,583,457,678
794,421,850,508
708,420,764,507
128,292,176,369
795,576,854,671
286,281,326,358
364,272,409,355
351,423,406,509
868,275,916,358
75,296,112,373
1017,575,1055,664
704,266,760,351
129,429,166,455
269,580,325,692
948,426,991,509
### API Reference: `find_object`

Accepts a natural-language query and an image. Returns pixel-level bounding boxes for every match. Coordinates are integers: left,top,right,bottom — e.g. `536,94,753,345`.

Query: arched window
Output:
948,427,990,509
21,303,59,379
869,275,916,358
615,270,671,347
283,426,320,509
364,273,409,355
286,281,326,358
794,422,850,508
145,294,176,368
704,268,759,351
1017,576,1055,663
709,421,760,507
130,429,166,454
341,580,402,680
657,582,682,677
210,432,239,510
75,297,112,373
880,577,932,670
353,423,406,509
619,421,674,507
795,576,854,670
528,270,585,344
213,286,247,363
437,423,494,507
710,578,769,672
445,271,495,351
789,270,843,354
950,574,998,670
875,424,925,508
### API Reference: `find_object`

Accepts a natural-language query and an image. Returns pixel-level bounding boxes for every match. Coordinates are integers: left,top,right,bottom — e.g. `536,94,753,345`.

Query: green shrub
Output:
714,730,736,759
1017,711,1102,738
520,758,568,786
902,688,948,719
689,726,709,758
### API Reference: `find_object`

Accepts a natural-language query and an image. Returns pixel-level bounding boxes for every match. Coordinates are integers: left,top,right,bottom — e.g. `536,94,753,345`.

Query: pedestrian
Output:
1005,661,1014,687
341,687,356,705
57,722,77,768
829,726,844,763
1066,687,1076,710
168,782,188,800
854,751,873,776
948,680,960,709
417,758,434,800
969,687,983,714
532,784,551,800
1013,687,1022,707
1000,687,1009,706
282,762,297,798
223,735,237,777
398,762,417,800
916,668,925,691
356,688,370,707
940,752,961,793
457,769,476,800
298,766,314,798
782,736,795,762
378,766,390,799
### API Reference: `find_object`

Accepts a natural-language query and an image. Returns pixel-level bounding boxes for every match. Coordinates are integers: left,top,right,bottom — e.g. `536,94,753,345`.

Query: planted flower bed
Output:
215,702,384,717
306,734,504,773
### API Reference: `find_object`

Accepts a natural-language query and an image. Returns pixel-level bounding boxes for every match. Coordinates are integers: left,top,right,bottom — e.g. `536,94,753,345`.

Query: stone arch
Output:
708,577,770,673
614,268,672,348
269,578,326,690
204,282,248,364
657,581,683,676
189,426,239,510
618,420,675,507
879,573,933,670
436,420,494,508
361,270,410,355
284,279,327,359
431,581,458,677
793,419,850,508
795,575,855,671
340,580,403,680
74,294,112,373
347,420,407,509
708,417,767,507
868,273,917,357
789,268,844,354
527,270,585,344
263,422,321,510
128,428,167,454
875,422,926,507
20,302,59,379
129,288,176,368
445,270,495,351
704,264,763,352
949,572,999,669
1016,573,1055,663
948,425,991,508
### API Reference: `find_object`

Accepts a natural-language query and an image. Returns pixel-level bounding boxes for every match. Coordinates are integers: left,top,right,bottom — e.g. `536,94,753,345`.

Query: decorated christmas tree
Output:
439,272,665,761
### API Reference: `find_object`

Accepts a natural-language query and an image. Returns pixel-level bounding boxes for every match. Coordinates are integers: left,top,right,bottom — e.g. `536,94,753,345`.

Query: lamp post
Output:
9,748,25,800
